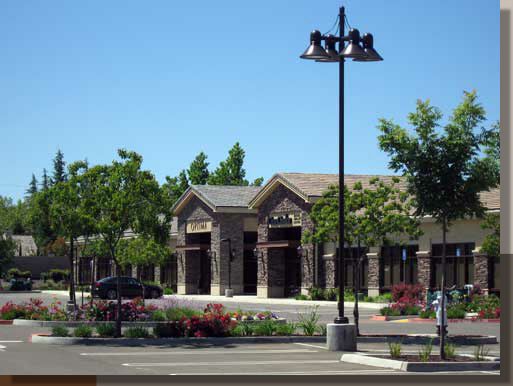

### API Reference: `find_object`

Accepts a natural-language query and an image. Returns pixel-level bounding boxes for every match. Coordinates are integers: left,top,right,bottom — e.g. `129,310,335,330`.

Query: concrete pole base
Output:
327,323,357,351
225,288,234,297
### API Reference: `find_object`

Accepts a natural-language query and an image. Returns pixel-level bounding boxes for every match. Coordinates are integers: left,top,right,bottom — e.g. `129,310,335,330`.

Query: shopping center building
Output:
78,173,500,298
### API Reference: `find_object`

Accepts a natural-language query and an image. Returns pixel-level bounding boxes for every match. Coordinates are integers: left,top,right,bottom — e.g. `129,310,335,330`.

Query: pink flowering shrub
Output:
0,298,66,321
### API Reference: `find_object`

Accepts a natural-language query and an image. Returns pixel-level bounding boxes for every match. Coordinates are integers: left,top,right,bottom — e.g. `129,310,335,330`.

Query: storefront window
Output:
380,245,419,288
431,243,475,289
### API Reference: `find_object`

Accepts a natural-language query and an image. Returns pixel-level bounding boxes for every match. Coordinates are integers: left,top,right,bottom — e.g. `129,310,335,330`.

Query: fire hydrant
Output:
432,293,448,336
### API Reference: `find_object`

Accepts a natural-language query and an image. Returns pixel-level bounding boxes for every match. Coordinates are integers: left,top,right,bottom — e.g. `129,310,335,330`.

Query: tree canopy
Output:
187,152,210,185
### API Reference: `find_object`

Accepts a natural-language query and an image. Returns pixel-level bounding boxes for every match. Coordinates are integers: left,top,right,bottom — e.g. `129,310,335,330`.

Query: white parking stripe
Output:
0,345,5,352
169,370,401,375
123,359,340,367
294,343,328,350
82,349,317,356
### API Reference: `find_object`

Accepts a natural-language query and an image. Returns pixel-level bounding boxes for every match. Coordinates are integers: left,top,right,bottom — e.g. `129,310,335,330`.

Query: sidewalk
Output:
41,290,389,310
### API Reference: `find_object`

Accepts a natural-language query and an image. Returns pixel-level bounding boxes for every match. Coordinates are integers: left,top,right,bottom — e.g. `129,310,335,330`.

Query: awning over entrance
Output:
175,244,211,251
255,240,301,249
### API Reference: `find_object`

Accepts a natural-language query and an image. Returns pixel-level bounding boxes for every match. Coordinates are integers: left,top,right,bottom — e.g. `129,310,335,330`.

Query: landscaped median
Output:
340,352,500,372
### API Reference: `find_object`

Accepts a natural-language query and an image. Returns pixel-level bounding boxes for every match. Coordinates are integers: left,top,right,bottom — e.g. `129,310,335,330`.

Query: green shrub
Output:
96,323,116,337
149,310,166,321
163,287,174,295
165,307,202,321
51,326,69,337
444,343,456,359
275,323,296,336
308,287,325,300
124,326,151,339
153,322,184,338
379,307,401,316
419,309,436,319
418,339,433,362
49,269,70,283
253,320,278,336
295,294,308,300
232,322,254,337
402,305,420,315
316,324,327,336
297,306,320,336
447,308,465,319
344,288,355,301
473,345,490,361
388,342,402,359
73,325,93,338
324,288,338,301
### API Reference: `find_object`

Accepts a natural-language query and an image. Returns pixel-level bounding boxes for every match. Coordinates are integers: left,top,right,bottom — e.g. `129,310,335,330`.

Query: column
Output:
366,251,380,297
300,242,315,295
416,250,431,302
473,249,489,295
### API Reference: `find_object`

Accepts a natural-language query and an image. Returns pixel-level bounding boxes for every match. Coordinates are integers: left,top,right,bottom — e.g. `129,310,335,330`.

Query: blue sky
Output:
0,0,499,202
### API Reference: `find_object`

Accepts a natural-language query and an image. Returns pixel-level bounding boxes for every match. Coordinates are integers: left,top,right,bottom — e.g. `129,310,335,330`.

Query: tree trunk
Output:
114,259,122,338
440,217,447,360
353,239,361,336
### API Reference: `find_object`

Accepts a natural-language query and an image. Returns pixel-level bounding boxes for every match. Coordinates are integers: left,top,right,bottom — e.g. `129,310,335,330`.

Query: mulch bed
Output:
378,355,486,362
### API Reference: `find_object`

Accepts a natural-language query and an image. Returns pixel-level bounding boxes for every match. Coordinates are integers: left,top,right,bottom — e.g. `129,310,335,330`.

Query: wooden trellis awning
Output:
255,240,300,249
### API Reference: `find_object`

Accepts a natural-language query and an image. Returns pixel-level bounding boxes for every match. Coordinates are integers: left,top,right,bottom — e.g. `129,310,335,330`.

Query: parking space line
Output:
169,370,401,375
81,349,317,356
294,343,328,350
122,359,340,367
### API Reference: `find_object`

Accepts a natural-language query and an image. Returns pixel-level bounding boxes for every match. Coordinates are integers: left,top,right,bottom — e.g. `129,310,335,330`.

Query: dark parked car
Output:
92,276,163,300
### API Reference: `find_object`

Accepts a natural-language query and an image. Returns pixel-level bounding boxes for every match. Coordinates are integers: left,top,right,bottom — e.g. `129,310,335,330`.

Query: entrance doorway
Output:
185,231,211,294
244,231,258,294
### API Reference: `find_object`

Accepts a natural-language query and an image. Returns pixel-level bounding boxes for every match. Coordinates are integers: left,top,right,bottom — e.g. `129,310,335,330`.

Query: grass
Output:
444,343,456,359
165,307,202,321
296,306,320,336
275,323,296,336
95,323,116,337
388,342,402,359
252,320,278,336
473,345,490,361
124,326,151,339
231,323,255,337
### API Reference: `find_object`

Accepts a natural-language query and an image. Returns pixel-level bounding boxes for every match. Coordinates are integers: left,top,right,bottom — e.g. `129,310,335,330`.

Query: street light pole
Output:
299,6,382,328
335,6,349,324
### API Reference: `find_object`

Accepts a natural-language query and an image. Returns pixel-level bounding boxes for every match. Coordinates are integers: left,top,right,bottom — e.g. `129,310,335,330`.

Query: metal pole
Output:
335,6,349,324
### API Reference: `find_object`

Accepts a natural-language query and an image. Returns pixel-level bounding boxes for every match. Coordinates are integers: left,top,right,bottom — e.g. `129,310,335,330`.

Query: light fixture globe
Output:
300,30,329,60
340,28,367,59
353,33,383,62
315,34,340,62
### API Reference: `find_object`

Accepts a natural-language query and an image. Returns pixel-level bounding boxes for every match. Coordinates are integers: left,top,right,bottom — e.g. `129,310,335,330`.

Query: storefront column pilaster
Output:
366,251,380,297
472,248,489,295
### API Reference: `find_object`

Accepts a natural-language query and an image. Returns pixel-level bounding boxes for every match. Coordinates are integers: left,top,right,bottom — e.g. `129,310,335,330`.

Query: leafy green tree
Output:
208,142,249,185
50,160,96,309
26,174,38,198
163,170,189,207
480,213,499,258
303,178,421,335
251,177,264,187
51,149,67,185
481,122,500,185
377,90,499,359
0,234,16,279
28,187,56,254
187,152,210,185
85,149,172,336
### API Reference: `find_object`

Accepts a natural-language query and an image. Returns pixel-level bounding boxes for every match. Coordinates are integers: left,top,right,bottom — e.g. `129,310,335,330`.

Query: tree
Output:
28,187,56,254
480,213,499,258
251,177,264,187
163,170,189,207
26,174,38,198
377,90,499,359
303,178,421,335
187,152,210,185
50,160,95,310
208,142,250,185
41,168,50,191
86,149,173,336
51,149,67,185
0,234,16,279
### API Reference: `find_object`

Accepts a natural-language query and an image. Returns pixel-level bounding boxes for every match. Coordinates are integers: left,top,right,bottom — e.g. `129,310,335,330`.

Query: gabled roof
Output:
172,185,262,215
248,172,501,211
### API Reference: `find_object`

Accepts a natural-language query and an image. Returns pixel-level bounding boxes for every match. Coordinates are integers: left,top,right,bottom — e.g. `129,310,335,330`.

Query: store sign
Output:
268,212,302,228
186,220,212,233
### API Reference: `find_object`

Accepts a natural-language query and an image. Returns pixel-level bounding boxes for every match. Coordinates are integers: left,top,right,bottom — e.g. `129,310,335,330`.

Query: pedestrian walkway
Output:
42,290,388,310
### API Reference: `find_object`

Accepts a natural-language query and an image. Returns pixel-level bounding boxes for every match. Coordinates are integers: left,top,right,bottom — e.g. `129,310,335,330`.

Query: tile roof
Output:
191,185,263,208
278,173,500,210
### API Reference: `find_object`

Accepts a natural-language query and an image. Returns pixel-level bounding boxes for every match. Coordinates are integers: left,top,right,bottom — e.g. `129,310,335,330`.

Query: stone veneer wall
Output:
473,251,489,295
256,184,315,297
177,195,253,295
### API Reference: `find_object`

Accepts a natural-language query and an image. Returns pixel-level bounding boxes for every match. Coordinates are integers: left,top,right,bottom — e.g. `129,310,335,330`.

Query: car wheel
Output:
106,289,117,300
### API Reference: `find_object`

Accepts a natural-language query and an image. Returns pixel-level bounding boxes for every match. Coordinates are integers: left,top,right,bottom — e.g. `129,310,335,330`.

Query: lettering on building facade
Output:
186,220,212,233
268,212,302,228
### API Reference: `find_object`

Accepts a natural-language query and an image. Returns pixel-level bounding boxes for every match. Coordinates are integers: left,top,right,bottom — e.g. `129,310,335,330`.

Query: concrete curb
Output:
0,290,42,294
371,315,501,323
356,334,497,345
340,353,500,372
31,334,326,346
12,318,287,328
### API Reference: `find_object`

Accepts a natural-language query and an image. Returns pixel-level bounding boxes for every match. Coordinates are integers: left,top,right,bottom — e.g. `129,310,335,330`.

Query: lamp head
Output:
300,30,330,60
315,34,340,62
340,28,367,60
353,33,383,62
